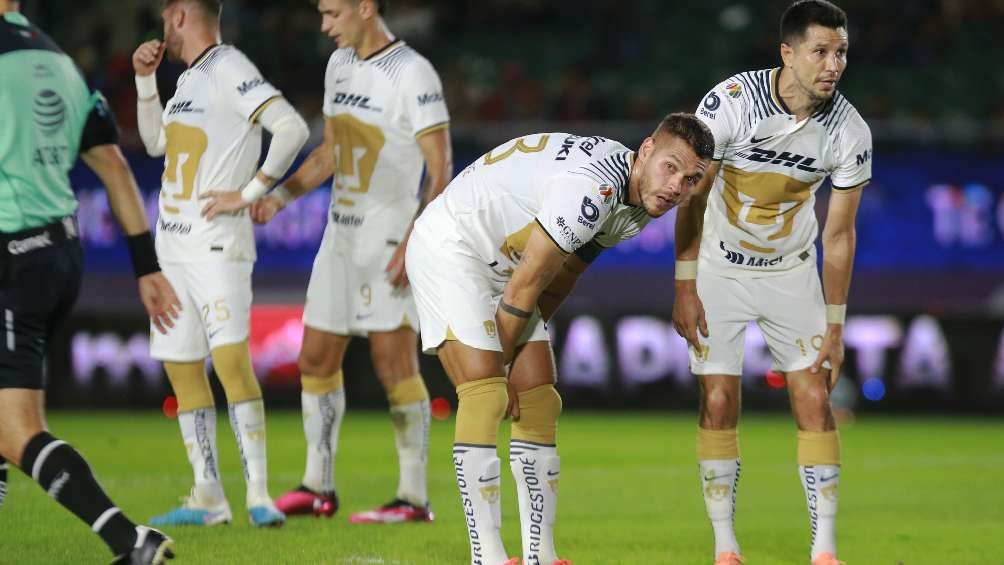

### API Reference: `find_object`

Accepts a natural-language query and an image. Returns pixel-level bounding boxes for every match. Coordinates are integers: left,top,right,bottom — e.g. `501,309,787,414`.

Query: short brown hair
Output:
655,113,714,161
162,0,222,20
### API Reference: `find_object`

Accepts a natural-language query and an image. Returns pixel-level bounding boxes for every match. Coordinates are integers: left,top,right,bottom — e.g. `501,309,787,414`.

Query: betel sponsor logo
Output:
236,77,265,96
331,92,374,110
519,455,546,564
704,91,721,112
7,231,53,255
454,454,484,563
719,241,783,267
580,196,600,223
33,89,65,135
417,91,444,105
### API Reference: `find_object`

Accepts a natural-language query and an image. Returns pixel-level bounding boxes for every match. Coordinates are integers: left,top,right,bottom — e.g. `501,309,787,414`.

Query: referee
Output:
1,2,179,563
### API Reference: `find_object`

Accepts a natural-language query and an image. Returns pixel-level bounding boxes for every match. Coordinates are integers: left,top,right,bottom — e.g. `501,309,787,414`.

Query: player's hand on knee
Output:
200,190,249,220
132,40,164,76
384,242,409,289
672,282,709,351
251,195,283,224
810,325,844,390
138,272,182,334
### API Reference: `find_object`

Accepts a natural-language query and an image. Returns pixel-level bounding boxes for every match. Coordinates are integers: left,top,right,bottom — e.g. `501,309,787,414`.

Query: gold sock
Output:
454,377,508,445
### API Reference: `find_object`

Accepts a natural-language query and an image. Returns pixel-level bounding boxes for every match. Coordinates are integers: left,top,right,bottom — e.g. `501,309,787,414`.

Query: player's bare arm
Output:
251,116,339,224
385,126,453,288
80,144,181,334
672,160,719,350
538,252,589,322
810,183,865,388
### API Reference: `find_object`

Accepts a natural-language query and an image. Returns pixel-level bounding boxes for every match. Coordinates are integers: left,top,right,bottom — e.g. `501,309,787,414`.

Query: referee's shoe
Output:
110,526,174,565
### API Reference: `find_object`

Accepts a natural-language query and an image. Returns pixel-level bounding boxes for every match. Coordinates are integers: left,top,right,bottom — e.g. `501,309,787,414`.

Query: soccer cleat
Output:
149,492,232,526
110,526,174,565
714,552,744,565
248,502,286,527
275,485,339,517
811,553,844,565
348,498,434,524
502,559,522,565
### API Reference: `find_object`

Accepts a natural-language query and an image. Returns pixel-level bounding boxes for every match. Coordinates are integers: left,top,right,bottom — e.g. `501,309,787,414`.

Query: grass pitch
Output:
1,411,1001,564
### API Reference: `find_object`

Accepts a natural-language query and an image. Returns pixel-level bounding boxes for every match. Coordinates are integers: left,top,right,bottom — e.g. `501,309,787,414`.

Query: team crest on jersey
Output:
725,82,742,98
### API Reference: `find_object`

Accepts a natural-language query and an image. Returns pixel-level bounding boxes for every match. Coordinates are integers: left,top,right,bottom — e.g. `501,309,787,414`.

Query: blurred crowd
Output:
22,0,1003,147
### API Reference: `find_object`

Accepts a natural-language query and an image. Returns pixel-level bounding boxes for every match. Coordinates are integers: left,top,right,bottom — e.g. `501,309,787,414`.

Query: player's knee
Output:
387,374,428,407
211,341,262,404
298,349,338,378
793,383,831,415
511,384,562,445
164,361,215,412
454,377,508,445
701,385,739,427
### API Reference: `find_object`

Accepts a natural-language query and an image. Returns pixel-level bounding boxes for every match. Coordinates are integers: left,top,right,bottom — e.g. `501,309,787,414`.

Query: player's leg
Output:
276,326,349,516
690,272,754,565
349,326,433,523
438,340,511,565
507,339,567,565
756,266,840,564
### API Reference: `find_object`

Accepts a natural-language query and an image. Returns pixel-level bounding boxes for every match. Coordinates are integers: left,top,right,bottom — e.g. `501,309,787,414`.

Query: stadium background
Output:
20,0,1002,414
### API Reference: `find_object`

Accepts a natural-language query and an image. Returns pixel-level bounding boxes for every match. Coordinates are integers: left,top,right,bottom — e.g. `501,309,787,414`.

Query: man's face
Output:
635,135,708,218
784,24,849,102
318,0,365,50
161,5,183,62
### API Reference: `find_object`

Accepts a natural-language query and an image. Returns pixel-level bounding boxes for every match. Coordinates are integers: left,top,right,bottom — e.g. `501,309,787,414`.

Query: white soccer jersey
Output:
695,67,872,277
321,40,449,248
156,44,281,263
416,133,650,279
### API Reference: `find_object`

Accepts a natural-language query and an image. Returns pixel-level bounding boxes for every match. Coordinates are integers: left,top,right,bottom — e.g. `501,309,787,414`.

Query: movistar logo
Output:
33,89,65,136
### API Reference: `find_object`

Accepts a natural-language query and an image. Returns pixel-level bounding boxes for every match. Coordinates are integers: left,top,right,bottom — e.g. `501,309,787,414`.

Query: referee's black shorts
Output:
0,219,83,390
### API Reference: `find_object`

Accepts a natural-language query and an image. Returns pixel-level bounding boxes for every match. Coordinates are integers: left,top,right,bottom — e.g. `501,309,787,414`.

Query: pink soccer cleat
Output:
714,552,744,565
274,485,338,517
348,498,434,524
811,553,844,565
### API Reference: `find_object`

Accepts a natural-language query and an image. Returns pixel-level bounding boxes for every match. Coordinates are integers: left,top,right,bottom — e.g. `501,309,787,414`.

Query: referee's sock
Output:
0,455,8,510
19,432,137,556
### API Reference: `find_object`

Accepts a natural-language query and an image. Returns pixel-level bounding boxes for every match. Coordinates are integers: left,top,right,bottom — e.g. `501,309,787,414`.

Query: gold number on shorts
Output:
201,299,231,324
483,135,550,165
162,122,209,214
796,335,825,355
720,165,814,253
360,284,372,307
330,114,385,195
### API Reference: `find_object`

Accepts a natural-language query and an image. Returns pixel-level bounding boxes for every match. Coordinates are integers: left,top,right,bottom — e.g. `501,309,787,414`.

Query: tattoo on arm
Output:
499,299,533,319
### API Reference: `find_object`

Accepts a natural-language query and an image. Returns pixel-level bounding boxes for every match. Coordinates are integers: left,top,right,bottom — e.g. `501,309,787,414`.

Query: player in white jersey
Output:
131,0,309,528
672,2,871,564
248,0,453,523
407,114,713,565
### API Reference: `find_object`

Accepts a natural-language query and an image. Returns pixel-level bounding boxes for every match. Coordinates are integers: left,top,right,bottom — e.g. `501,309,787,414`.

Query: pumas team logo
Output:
726,82,742,98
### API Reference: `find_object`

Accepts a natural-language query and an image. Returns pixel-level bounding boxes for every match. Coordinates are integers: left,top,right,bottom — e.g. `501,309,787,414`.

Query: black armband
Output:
573,240,607,264
80,95,120,151
126,231,160,278
499,300,533,319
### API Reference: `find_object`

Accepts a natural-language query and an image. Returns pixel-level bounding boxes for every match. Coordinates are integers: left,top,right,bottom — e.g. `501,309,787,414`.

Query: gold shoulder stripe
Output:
415,121,450,139
249,95,282,123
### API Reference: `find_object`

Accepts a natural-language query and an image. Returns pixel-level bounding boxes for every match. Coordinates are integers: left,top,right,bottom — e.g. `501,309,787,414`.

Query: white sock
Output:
178,407,225,504
227,399,271,507
453,444,508,565
301,388,345,494
801,464,839,559
391,399,430,505
700,458,741,556
509,440,560,565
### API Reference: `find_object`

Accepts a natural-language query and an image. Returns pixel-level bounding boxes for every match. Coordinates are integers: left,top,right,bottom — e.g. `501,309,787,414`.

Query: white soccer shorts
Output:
405,226,548,355
150,261,253,362
688,264,827,375
302,221,419,337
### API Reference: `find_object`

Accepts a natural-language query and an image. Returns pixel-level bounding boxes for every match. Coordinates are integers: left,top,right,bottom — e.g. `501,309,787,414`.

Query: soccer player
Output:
132,0,309,527
249,0,452,523
672,2,871,563
406,114,713,565
0,1,181,562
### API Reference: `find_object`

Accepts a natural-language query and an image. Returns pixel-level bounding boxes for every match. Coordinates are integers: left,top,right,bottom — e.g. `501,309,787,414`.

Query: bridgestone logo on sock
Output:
195,410,218,481
454,455,483,564
804,467,819,546
520,455,545,564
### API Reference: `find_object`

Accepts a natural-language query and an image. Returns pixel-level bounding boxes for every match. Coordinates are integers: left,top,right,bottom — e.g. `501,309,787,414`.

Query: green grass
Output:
2,411,1002,564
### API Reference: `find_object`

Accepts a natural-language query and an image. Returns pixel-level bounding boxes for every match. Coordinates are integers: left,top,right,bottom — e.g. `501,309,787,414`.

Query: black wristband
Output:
126,231,161,278
499,300,533,319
